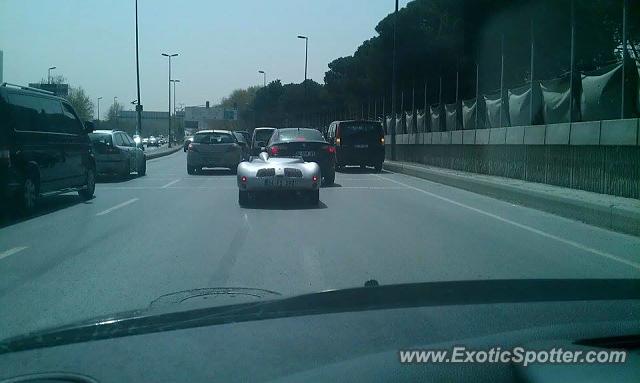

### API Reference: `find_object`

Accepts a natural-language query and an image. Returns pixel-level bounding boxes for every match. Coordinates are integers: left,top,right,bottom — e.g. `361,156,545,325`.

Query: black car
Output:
250,127,276,156
232,131,250,161
326,120,385,172
266,128,336,185
0,83,96,212
236,130,251,144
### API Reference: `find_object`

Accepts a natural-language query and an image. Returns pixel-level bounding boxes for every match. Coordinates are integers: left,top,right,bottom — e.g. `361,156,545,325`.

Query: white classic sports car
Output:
236,152,321,206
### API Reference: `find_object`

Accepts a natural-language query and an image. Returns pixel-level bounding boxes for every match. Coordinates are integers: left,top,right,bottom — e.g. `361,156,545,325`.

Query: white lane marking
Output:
161,179,181,188
375,174,640,271
96,198,139,216
0,246,28,261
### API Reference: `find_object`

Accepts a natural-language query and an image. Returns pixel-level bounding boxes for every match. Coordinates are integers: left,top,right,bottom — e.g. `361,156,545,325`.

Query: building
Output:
115,110,179,138
184,104,238,134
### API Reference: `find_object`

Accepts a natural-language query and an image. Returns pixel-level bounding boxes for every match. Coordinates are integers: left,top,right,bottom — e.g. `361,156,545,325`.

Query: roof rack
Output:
1,82,55,95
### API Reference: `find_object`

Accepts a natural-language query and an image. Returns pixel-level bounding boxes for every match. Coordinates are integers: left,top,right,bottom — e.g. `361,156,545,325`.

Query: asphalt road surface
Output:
1,151,639,339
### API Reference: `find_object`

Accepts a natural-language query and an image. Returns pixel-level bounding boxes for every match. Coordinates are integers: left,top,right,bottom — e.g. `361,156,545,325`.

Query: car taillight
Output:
380,137,385,145
312,175,318,182
188,143,194,151
326,145,336,154
270,146,280,156
241,176,247,183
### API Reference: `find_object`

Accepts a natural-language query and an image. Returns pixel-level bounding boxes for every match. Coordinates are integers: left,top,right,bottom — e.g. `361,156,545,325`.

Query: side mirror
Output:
84,121,95,133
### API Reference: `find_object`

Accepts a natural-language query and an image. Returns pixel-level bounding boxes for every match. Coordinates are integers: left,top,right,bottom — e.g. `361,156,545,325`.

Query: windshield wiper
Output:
1,279,639,355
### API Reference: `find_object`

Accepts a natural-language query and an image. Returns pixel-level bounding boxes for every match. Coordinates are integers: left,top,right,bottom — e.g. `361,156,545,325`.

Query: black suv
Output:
0,83,97,213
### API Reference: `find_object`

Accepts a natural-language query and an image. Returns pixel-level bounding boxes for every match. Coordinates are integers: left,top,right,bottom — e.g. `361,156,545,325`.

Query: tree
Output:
106,102,123,122
66,87,94,121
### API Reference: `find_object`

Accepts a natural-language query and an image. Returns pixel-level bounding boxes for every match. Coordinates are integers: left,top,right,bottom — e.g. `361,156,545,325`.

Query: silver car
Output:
236,152,321,206
88,130,147,178
186,130,243,174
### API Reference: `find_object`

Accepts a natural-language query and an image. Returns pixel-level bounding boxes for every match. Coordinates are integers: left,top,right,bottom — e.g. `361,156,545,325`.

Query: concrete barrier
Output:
145,145,183,160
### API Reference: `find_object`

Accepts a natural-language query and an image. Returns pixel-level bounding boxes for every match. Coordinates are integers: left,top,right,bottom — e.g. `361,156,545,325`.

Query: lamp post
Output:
134,0,143,137
296,35,308,84
161,53,178,147
170,79,180,115
258,70,266,87
47,66,56,84
97,97,102,121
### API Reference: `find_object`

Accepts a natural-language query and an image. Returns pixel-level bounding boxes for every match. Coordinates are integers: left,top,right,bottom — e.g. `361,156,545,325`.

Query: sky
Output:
0,0,409,119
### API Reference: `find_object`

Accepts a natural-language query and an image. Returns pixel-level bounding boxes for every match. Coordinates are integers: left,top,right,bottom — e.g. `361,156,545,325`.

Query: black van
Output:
326,120,385,172
0,83,96,212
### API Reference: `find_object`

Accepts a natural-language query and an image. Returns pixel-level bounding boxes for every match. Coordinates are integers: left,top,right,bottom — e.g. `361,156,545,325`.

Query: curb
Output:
145,145,183,160
384,161,640,237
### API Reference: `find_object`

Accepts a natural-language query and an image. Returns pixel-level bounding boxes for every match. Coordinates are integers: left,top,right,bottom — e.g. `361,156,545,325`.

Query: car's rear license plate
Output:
265,178,296,188
354,144,368,148
296,151,315,157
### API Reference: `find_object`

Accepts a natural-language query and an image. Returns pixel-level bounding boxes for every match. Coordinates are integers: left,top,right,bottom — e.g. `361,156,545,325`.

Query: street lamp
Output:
113,97,118,129
134,0,143,137
170,79,180,115
296,35,308,84
97,97,102,121
47,66,56,84
258,70,266,87
162,53,179,147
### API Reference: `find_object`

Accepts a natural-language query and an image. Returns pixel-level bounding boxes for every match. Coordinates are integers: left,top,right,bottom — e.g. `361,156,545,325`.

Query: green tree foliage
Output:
66,87,94,121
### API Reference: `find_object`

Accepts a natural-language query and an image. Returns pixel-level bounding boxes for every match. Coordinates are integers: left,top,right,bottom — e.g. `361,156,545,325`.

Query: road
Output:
1,150,639,339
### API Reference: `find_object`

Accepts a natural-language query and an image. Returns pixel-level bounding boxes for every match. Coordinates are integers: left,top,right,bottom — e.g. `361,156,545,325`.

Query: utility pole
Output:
135,0,143,137
390,0,398,160
162,53,178,147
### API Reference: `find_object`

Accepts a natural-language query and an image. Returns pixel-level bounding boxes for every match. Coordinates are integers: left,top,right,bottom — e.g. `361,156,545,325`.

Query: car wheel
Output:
323,169,335,186
187,165,196,175
238,190,249,206
21,173,39,213
307,189,320,206
138,159,147,176
78,168,96,201
374,163,383,173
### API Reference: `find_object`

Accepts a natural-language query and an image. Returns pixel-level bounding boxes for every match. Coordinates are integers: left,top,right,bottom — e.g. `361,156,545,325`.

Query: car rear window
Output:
254,129,275,143
233,132,247,143
89,133,113,145
193,132,235,144
276,129,325,142
340,123,383,137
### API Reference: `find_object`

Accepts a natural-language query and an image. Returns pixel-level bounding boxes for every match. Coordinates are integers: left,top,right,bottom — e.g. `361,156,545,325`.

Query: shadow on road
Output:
241,193,328,210
337,166,390,174
0,194,92,229
323,183,342,188
97,174,139,183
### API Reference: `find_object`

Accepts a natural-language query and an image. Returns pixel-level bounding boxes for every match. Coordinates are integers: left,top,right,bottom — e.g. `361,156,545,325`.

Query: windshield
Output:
1,0,639,353
193,132,235,144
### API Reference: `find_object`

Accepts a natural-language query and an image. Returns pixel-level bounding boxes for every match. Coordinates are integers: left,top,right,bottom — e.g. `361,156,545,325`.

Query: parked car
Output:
142,137,149,145
0,83,96,212
326,120,385,172
250,127,276,156
183,136,193,152
232,132,250,160
89,130,146,178
147,136,159,147
186,130,243,175
266,128,336,185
